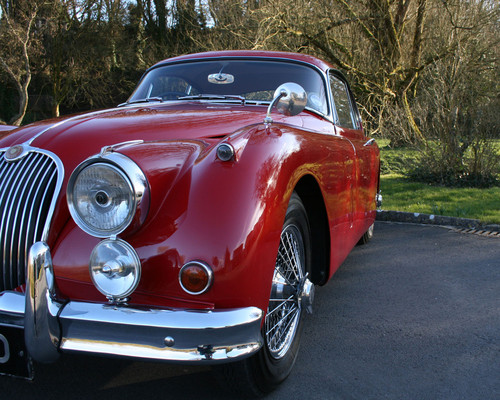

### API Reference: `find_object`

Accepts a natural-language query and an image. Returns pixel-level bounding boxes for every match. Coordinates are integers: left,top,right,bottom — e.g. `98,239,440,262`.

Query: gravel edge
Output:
376,210,500,232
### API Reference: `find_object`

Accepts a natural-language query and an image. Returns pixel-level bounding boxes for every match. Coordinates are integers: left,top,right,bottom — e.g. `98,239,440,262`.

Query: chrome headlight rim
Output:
67,152,149,238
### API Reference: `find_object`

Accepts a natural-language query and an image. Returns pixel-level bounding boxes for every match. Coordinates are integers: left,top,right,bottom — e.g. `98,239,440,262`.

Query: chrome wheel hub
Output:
298,276,314,315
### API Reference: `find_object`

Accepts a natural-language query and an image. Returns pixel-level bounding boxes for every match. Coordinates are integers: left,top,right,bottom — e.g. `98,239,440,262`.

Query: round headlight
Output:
90,239,141,301
67,153,148,238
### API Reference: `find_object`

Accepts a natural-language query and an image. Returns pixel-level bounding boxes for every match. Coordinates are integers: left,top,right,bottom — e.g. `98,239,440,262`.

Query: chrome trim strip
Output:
25,108,126,146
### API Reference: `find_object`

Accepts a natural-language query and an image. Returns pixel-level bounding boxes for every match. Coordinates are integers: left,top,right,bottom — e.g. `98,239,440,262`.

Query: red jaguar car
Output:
0,50,380,395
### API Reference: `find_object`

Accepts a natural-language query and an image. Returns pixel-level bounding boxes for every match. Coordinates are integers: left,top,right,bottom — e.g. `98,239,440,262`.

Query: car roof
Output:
152,50,333,73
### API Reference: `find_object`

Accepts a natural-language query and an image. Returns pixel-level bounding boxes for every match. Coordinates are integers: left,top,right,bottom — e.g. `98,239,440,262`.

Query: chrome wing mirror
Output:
264,83,307,124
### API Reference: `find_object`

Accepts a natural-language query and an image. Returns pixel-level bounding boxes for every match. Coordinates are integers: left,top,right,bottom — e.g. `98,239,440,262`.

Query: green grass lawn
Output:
380,174,500,224
378,139,500,225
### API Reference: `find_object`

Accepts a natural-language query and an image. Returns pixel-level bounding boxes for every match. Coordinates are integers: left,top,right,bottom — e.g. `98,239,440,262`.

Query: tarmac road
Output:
1,222,499,399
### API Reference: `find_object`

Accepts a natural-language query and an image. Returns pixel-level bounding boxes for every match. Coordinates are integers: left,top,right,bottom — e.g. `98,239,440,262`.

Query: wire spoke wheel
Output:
265,224,304,359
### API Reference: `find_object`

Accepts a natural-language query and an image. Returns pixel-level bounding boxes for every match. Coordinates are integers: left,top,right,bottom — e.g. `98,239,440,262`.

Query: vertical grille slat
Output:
4,157,36,290
0,149,61,291
9,159,40,286
14,156,54,289
31,167,57,245
0,157,27,290
14,155,51,276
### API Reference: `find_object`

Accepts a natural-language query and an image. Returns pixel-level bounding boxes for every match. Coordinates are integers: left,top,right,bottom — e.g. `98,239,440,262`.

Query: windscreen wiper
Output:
118,97,163,107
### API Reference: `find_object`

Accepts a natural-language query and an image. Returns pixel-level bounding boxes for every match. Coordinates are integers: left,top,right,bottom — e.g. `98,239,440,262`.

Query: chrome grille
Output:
0,149,61,291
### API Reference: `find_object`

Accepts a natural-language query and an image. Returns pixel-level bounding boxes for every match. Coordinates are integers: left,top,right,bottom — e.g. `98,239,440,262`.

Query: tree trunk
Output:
10,75,31,126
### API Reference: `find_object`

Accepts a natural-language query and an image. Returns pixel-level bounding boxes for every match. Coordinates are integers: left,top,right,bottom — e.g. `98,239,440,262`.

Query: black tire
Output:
214,192,312,397
357,222,374,245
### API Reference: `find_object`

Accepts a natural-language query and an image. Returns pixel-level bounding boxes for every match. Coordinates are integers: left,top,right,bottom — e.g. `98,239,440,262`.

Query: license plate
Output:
0,325,33,380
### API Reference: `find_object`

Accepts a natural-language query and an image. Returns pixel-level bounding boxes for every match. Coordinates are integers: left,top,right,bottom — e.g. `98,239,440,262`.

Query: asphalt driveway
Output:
1,222,499,399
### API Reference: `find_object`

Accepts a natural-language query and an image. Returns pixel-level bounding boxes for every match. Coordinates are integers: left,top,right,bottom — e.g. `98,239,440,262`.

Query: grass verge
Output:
380,174,500,225
378,139,500,225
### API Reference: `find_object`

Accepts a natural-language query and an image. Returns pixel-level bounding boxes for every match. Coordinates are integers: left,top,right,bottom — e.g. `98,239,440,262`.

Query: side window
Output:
329,74,356,129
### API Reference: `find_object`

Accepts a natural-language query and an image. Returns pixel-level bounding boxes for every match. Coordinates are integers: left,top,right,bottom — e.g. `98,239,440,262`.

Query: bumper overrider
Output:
0,242,264,374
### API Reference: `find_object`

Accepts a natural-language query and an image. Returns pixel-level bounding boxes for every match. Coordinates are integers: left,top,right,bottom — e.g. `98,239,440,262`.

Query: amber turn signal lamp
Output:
179,261,213,295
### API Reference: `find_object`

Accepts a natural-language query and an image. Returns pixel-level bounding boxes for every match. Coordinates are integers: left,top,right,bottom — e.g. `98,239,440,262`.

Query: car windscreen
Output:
128,59,329,115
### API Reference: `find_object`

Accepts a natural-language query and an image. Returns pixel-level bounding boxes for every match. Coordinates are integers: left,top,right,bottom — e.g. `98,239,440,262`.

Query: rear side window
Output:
329,74,355,129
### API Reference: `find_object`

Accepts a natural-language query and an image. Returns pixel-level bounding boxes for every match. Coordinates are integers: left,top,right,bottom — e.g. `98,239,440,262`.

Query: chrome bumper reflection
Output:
0,242,263,364
0,291,24,327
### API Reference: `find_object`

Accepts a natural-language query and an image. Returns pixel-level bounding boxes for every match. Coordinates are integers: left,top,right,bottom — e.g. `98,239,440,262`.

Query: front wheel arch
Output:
214,192,313,396
294,176,330,285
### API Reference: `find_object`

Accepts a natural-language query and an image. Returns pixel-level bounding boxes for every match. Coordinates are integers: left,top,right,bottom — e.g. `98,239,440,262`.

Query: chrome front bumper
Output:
0,242,263,365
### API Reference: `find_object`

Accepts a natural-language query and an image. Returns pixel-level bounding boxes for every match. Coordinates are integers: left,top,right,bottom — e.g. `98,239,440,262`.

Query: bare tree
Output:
409,0,500,185
0,0,497,187
244,0,440,141
0,0,41,125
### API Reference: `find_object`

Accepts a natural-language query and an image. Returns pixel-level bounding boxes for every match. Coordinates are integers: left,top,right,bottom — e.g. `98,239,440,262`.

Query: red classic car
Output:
0,51,380,395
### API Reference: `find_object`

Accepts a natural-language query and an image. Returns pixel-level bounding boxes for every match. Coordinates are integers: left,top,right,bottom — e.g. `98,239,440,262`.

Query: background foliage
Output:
1,0,499,186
